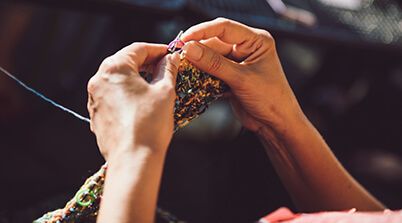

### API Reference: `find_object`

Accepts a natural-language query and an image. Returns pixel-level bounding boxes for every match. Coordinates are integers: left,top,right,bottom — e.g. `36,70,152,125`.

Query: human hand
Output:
181,19,385,213
87,43,179,161
181,18,304,135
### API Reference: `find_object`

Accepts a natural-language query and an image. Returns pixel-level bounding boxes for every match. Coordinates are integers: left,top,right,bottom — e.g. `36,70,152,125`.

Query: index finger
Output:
116,43,168,73
181,18,256,45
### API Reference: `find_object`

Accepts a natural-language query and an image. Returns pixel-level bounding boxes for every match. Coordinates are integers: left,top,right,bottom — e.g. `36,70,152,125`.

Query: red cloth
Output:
259,208,402,223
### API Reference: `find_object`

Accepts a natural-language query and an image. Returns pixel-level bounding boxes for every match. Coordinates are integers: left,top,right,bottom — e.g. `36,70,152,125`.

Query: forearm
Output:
97,147,167,223
258,112,384,212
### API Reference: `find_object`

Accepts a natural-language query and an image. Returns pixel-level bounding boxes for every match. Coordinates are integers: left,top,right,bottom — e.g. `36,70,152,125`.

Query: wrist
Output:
258,105,309,142
106,143,167,167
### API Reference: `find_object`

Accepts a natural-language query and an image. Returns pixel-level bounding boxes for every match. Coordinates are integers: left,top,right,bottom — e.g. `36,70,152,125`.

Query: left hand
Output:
87,43,180,161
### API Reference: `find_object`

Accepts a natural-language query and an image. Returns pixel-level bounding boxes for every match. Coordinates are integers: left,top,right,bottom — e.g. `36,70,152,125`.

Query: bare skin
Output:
181,18,384,212
88,18,385,223
87,43,180,223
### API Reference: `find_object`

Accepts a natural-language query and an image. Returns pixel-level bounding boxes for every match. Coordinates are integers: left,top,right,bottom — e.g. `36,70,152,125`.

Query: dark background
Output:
0,0,402,222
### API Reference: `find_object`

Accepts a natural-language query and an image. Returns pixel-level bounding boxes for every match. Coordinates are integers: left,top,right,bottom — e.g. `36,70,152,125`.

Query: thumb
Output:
182,41,243,87
152,52,180,86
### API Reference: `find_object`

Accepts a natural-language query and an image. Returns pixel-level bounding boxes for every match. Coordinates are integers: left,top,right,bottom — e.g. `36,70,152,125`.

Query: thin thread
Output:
0,66,90,123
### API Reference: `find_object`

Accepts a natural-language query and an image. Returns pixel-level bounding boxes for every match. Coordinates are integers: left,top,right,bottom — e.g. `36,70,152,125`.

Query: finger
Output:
182,18,255,45
200,37,233,56
201,38,254,62
182,41,244,88
231,41,261,62
117,43,168,73
151,52,180,87
183,18,269,61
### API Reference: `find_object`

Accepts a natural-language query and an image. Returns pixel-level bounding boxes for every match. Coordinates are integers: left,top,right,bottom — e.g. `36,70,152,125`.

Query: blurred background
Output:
0,0,402,222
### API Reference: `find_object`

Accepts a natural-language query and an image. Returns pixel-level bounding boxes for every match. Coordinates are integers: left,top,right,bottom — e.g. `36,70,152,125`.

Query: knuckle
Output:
129,42,143,48
122,42,144,54
214,17,231,25
255,29,275,45
126,42,147,56
100,54,135,74
87,76,99,94
100,56,115,71
208,53,223,73
213,17,233,27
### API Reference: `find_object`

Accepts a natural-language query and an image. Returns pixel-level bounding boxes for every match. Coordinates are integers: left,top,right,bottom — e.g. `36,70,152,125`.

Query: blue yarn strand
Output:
0,66,90,123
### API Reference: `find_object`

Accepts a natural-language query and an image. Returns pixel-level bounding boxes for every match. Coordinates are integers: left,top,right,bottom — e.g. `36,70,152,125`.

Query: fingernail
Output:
182,42,203,61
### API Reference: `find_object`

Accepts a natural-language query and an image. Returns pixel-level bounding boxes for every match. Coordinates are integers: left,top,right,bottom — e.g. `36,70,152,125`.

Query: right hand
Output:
87,43,179,161
181,18,304,135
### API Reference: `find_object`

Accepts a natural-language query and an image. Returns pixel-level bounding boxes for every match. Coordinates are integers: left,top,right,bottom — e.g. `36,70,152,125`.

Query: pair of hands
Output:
87,18,303,160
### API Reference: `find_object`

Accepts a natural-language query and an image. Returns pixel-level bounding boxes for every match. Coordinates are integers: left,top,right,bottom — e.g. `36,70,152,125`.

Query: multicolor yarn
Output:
33,32,228,223
34,165,107,223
